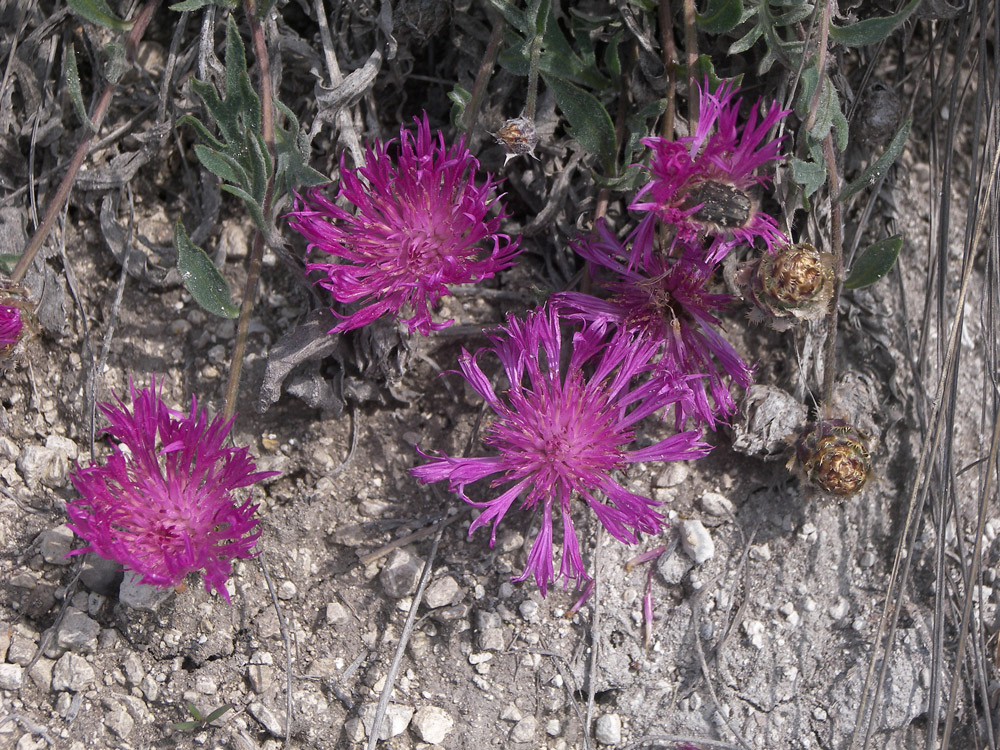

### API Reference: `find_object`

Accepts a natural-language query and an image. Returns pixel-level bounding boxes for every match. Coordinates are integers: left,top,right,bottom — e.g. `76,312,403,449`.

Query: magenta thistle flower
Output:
0,304,22,349
67,378,279,602
287,113,521,336
411,305,710,596
631,81,790,261
555,219,753,428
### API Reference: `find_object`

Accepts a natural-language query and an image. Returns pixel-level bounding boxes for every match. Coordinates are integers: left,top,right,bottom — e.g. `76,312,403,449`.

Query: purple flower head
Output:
555,219,753,428
68,378,279,602
412,305,711,596
0,304,22,349
287,113,521,336
631,81,790,261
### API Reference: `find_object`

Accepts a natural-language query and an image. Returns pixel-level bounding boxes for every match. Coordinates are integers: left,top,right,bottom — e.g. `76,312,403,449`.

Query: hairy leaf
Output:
66,0,131,30
830,0,922,47
541,73,617,173
696,0,744,34
844,235,903,289
838,116,912,200
174,221,239,319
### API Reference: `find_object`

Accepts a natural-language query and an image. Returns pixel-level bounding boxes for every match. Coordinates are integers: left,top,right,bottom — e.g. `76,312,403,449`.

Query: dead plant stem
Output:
461,12,505,135
11,0,162,285
821,133,843,404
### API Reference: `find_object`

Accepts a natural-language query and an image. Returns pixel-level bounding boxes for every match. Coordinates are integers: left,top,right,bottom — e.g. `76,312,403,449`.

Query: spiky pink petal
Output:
68,378,278,602
287,113,521,335
412,305,710,596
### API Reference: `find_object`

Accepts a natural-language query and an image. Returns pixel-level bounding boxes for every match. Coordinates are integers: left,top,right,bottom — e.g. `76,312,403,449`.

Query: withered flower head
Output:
789,418,872,497
734,242,835,330
493,116,540,164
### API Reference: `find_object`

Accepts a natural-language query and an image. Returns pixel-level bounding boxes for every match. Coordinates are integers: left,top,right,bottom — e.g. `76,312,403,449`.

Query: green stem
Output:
524,2,545,121
11,0,162,285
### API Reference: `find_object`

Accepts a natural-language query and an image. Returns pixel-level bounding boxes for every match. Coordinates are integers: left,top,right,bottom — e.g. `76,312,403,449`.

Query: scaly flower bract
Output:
68,378,279,602
412,305,710,595
287,113,521,335
631,81,790,261
556,219,753,428
0,304,22,349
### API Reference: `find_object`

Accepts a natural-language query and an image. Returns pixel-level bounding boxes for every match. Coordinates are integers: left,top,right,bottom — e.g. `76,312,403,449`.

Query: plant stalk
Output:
821,133,843,404
223,2,277,423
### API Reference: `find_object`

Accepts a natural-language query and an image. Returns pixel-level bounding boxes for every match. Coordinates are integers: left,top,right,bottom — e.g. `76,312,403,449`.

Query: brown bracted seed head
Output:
735,242,835,330
493,116,540,164
791,419,872,497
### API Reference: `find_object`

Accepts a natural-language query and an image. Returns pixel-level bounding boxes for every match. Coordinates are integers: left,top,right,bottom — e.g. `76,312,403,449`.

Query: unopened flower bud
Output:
735,242,835,330
789,419,871,497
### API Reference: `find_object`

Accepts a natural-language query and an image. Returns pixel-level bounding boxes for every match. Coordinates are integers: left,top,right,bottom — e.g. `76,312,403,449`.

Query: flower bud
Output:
789,419,871,497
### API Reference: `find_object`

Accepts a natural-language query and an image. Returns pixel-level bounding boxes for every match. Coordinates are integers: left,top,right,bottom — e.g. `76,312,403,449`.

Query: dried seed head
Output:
734,242,835,330
790,419,872,497
681,180,753,231
493,116,539,164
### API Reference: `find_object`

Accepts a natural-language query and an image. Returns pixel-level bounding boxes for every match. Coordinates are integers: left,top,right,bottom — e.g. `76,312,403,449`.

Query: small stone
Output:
104,701,134,739
277,581,296,600
246,664,271,694
478,628,505,652
749,543,772,562
140,674,159,702
656,546,693,586
519,600,539,621
546,719,562,736
16,442,71,489
380,549,422,599
680,520,715,564
123,653,144,686
28,658,53,690
743,620,766,649
326,602,350,628
249,702,285,737
699,491,734,517
80,555,121,595
424,576,461,609
119,571,172,611
7,634,37,665
358,702,414,740
859,551,877,568
195,675,218,695
0,663,24,690
657,462,690,488
56,608,100,653
410,705,455,744
52,653,95,692
38,525,75,565
510,715,538,743
829,597,850,620
500,704,523,722
813,707,828,721
594,713,622,745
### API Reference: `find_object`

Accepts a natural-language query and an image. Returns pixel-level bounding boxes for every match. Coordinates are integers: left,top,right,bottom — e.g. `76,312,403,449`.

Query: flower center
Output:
681,181,752,229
